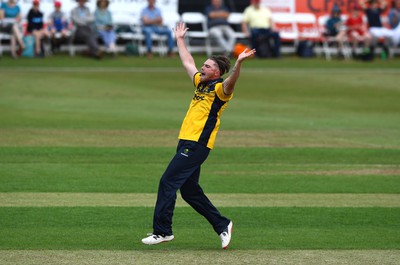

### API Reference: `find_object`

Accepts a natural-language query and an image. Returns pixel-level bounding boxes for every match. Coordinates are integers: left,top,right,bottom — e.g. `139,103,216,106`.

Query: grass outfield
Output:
0,55,399,264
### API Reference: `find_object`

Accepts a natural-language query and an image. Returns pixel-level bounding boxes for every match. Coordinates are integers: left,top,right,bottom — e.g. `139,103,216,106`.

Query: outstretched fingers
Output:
173,22,189,39
238,48,256,61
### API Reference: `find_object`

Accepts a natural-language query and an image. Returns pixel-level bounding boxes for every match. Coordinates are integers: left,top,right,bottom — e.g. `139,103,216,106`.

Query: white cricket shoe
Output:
219,221,233,249
141,233,174,245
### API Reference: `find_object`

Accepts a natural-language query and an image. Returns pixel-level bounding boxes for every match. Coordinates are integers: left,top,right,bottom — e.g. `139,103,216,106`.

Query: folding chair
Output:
227,12,247,41
0,32,8,56
0,18,17,56
114,12,146,56
271,12,299,53
161,11,181,53
163,11,181,30
181,12,211,56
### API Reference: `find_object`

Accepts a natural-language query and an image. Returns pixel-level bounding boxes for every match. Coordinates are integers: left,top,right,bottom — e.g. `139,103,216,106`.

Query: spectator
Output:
325,4,346,58
360,0,400,56
48,1,69,53
346,4,373,57
205,0,236,56
0,0,25,58
241,0,281,58
389,0,400,28
26,0,49,57
140,0,175,58
94,0,117,54
71,0,101,59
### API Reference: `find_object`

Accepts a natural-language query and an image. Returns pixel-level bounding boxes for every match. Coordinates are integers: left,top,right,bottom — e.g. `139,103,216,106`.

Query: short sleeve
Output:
215,83,233,102
193,72,201,87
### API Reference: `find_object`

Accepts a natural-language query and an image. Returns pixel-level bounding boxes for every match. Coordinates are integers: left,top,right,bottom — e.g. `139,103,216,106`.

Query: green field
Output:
0,55,399,264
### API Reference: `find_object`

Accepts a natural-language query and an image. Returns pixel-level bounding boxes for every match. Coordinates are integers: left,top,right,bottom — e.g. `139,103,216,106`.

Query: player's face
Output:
200,59,220,82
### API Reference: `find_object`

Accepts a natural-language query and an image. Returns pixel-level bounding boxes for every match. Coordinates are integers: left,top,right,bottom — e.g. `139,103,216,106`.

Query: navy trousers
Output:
153,140,230,236
251,28,281,57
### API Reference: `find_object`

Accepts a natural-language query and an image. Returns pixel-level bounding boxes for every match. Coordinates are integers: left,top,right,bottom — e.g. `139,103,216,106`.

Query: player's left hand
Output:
237,48,256,62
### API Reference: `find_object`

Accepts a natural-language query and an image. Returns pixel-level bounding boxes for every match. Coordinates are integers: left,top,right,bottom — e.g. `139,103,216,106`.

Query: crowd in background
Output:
0,0,400,60
324,0,400,60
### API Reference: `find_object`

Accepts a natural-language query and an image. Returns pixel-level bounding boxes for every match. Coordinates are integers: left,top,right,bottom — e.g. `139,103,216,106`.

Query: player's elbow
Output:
223,84,235,95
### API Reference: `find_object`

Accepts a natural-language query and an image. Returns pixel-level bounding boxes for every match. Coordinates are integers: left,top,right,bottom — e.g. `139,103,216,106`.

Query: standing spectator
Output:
26,0,49,57
205,0,236,56
94,0,117,54
359,0,399,56
241,0,281,58
325,4,346,58
140,0,175,58
0,0,25,58
48,1,69,53
346,4,373,57
71,0,101,59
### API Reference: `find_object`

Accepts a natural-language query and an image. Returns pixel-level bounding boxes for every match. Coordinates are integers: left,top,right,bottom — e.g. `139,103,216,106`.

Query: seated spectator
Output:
388,0,400,45
325,4,346,58
241,0,281,58
360,0,400,56
205,0,236,56
95,0,117,54
389,0,400,29
47,1,69,53
26,0,49,57
346,4,373,57
0,0,25,58
70,0,101,59
140,0,175,58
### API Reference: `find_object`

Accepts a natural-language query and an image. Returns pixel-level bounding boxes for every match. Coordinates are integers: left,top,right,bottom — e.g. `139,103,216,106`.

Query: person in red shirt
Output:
346,4,373,57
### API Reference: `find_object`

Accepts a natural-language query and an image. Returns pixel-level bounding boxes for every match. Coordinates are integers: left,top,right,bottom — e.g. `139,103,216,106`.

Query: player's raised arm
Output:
222,48,256,95
173,22,198,81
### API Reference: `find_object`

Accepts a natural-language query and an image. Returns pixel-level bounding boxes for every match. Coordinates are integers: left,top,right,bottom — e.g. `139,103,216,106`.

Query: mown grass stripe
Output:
1,193,399,207
0,250,399,265
1,207,399,250
1,128,400,148
1,66,400,74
